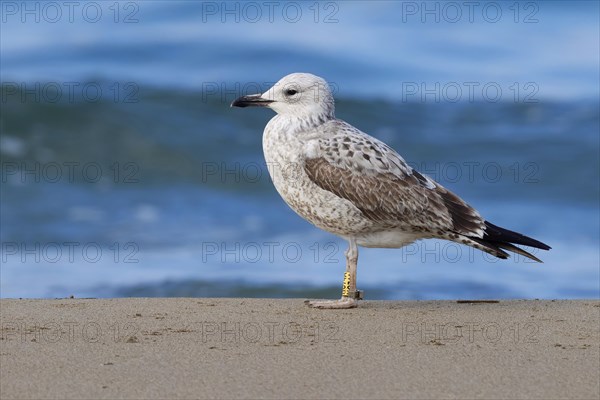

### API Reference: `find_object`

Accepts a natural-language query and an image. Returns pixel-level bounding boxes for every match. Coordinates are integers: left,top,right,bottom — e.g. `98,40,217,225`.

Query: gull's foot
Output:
304,297,358,309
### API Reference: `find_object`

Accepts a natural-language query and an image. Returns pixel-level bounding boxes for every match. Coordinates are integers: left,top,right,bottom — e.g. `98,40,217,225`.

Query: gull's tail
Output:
468,221,551,263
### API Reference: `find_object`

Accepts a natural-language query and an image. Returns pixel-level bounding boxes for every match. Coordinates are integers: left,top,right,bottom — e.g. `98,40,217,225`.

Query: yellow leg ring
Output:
341,271,351,297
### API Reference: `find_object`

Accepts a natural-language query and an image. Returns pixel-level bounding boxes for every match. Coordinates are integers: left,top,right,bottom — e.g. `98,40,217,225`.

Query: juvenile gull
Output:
231,73,551,309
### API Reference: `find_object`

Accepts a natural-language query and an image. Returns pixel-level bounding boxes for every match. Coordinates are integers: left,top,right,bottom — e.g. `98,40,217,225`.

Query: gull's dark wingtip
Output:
483,221,551,251
468,221,551,263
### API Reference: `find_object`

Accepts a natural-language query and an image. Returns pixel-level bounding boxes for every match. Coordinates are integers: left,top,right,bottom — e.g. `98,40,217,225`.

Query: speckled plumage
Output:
261,75,485,251
232,73,550,308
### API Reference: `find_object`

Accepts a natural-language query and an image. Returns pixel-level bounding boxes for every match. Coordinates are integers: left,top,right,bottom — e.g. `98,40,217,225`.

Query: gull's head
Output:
231,73,335,120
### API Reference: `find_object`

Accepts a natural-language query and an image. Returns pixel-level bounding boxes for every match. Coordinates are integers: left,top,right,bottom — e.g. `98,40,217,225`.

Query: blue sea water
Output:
1,1,598,299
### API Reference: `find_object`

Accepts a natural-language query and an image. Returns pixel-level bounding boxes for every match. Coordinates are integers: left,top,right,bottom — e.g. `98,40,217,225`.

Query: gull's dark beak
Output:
230,94,273,108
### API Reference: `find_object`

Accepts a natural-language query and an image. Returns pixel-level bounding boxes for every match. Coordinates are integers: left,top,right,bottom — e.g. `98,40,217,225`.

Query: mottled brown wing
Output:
304,157,484,236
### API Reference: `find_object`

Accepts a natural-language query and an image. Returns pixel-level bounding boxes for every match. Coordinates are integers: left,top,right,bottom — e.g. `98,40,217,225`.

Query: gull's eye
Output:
285,89,298,96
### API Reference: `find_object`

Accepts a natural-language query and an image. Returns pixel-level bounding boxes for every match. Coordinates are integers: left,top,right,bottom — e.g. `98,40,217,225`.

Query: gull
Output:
231,73,551,309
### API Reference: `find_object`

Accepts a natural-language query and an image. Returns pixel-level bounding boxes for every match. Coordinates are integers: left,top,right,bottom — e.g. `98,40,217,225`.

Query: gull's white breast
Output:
262,116,374,238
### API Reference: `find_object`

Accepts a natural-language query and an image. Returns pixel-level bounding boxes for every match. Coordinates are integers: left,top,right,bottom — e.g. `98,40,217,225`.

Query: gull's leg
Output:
306,238,361,309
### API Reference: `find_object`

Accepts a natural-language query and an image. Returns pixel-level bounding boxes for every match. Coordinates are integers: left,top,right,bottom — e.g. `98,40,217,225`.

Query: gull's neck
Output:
270,112,334,134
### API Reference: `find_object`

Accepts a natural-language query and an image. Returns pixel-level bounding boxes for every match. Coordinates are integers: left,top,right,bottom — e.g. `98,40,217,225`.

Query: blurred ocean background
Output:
1,1,598,299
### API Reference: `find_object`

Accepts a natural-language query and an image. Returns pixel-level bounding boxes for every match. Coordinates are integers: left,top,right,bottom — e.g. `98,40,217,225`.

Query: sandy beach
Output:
1,298,598,399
